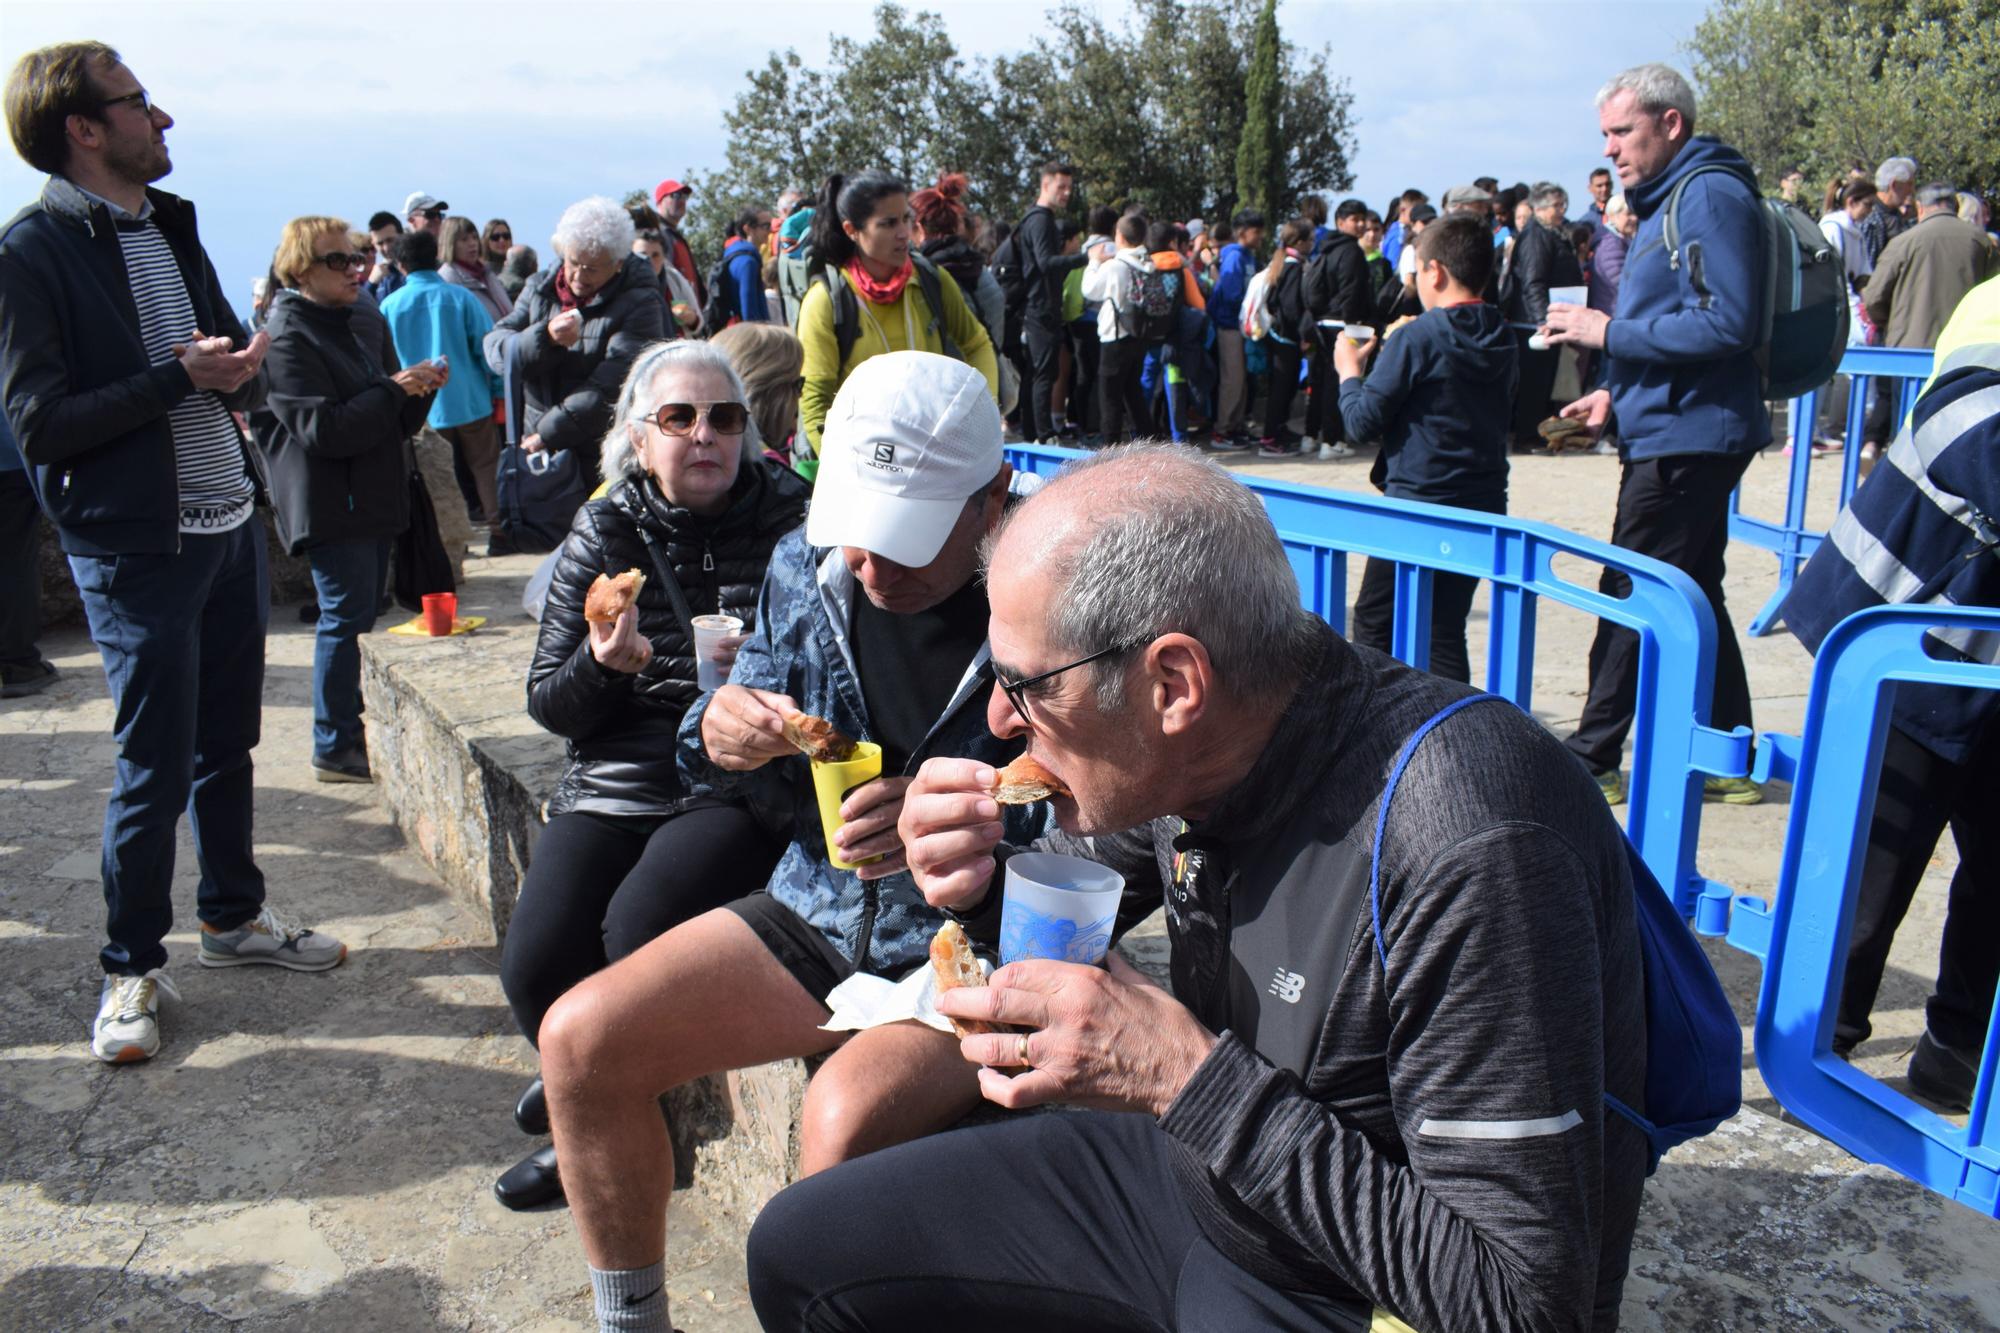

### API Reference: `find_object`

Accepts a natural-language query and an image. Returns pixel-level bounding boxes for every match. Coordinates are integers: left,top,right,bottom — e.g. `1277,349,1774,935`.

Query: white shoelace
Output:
105,968,181,1021
249,905,311,944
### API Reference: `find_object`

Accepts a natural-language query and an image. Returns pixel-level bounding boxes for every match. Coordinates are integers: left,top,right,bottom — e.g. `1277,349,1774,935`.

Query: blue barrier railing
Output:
1004,444,1753,920
1720,604,2000,1217
1731,345,1934,636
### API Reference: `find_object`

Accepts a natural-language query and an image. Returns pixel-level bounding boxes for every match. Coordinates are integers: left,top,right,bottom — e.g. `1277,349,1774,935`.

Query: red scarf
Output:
460,257,489,281
845,257,913,306
552,263,580,311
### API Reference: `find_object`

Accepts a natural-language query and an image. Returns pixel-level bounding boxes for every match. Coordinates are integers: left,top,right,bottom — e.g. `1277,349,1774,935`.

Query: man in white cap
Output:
536,350,1044,1333
402,190,447,236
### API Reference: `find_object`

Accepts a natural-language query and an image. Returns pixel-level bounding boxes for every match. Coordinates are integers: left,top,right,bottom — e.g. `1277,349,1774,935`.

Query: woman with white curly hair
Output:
495,339,810,1210
482,195,667,509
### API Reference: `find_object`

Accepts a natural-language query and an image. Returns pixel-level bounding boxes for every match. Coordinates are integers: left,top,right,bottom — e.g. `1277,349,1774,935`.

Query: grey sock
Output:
590,1259,670,1332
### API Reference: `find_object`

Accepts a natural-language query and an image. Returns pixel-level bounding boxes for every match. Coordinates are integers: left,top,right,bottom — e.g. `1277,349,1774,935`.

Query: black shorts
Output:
726,892,851,1005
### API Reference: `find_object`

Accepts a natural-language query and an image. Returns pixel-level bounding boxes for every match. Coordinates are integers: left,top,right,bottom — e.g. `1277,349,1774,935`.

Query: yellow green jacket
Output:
796,264,999,450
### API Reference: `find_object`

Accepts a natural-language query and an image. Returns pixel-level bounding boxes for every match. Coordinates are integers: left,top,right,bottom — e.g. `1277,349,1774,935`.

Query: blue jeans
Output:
306,539,386,760
68,521,269,975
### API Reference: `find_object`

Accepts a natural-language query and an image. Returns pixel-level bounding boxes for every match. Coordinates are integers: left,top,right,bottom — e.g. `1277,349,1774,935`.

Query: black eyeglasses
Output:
96,89,152,116
647,401,749,436
488,231,512,242
994,640,1142,727
314,251,372,272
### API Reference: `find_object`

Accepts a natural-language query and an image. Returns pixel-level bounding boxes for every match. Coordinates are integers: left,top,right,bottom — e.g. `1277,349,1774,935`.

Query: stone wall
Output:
33,508,315,630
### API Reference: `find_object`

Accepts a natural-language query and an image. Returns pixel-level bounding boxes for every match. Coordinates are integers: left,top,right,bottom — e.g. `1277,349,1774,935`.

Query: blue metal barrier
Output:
1732,345,1934,636
1722,604,2000,1217
1004,444,1754,920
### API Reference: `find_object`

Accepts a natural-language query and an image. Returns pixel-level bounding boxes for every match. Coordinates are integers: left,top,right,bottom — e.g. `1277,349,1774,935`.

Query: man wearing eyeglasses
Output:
748,446,1654,1332
0,42,338,1065
534,351,1046,1333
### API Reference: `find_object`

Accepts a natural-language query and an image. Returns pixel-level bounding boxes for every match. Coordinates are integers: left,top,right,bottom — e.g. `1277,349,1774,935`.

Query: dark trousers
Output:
1097,337,1152,444
306,540,387,760
1565,451,1755,775
0,469,44,669
1263,338,1303,444
1303,343,1332,441
748,1110,1370,1332
1836,722,2000,1053
1023,315,1065,442
1351,556,1481,684
68,521,269,975
442,415,501,530
1067,317,1101,434
499,805,784,1044
1511,330,1561,443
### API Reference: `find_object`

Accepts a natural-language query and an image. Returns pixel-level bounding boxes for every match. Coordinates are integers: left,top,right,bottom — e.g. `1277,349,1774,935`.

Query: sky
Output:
0,0,1707,321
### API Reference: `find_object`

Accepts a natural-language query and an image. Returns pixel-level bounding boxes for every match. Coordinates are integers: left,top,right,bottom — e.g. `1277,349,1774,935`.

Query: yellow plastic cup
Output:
811,741,884,870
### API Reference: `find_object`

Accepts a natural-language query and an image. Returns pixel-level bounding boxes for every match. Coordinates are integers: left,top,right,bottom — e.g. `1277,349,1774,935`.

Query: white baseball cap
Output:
807,351,1003,568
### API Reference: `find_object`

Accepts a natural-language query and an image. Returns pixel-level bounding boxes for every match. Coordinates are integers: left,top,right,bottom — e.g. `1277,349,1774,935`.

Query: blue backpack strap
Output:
1370,693,1508,967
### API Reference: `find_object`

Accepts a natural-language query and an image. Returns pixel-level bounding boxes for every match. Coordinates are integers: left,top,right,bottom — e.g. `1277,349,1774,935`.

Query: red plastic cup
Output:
421,592,456,637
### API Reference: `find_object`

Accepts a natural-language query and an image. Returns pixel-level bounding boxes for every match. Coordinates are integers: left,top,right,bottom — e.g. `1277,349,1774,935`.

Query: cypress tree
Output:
1234,0,1284,225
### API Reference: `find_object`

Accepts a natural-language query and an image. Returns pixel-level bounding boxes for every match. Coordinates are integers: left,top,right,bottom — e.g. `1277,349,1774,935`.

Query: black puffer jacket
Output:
257,290,429,553
1502,216,1584,325
482,252,668,460
528,459,810,817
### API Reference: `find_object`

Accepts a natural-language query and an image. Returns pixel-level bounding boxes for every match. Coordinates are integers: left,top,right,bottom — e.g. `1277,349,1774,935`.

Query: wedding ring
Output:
1016,1034,1032,1067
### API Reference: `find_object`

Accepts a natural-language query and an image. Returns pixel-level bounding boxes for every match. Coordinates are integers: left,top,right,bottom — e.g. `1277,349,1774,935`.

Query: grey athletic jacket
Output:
964,618,1650,1331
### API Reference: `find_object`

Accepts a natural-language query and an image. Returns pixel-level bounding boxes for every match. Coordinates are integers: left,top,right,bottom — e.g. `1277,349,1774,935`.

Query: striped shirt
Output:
107,206,253,534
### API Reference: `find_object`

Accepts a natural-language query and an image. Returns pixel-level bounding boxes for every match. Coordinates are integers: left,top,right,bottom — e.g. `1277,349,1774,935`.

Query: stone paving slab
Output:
3,448,1996,1331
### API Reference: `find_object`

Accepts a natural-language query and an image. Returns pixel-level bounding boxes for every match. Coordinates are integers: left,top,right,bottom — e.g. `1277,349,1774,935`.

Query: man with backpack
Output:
750,444,1711,1333
1006,162,1088,443
703,207,774,332
1544,62,1772,807
1302,198,1374,460
1080,214,1158,444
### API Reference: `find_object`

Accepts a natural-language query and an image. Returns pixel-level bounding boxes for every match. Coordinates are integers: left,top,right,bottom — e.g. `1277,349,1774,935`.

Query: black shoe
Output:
485,529,520,557
0,659,58,699
311,748,373,784
1907,1029,1978,1113
494,1144,564,1210
1210,434,1253,454
514,1076,549,1136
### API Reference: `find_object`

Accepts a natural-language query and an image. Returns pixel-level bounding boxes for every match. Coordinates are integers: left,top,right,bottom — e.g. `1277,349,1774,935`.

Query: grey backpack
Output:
1662,164,1849,400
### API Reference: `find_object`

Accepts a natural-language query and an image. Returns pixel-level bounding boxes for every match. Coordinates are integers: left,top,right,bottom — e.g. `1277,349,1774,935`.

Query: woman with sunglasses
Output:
439,215,515,323
481,218,513,270
496,340,809,1210
256,215,444,782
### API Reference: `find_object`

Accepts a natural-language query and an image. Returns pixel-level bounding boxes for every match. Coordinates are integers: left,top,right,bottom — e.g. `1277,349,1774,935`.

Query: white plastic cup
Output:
1548,285,1589,310
691,614,745,691
999,852,1125,966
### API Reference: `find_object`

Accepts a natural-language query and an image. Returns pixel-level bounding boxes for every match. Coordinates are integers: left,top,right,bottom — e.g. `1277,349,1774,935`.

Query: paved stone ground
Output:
3,447,1995,1331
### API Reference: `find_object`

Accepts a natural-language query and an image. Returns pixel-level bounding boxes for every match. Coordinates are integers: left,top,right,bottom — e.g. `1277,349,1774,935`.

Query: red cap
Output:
653,179,691,205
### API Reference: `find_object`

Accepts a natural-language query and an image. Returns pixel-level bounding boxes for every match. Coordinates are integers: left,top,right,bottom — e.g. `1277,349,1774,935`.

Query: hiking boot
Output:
1703,775,1764,805
0,659,59,699
92,970,179,1064
200,906,348,972
1907,1030,1979,1113
311,747,372,784
1593,768,1626,806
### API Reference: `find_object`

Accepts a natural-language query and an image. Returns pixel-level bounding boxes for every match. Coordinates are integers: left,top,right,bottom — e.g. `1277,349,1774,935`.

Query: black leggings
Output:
1350,556,1481,685
747,1111,1370,1332
499,805,784,1045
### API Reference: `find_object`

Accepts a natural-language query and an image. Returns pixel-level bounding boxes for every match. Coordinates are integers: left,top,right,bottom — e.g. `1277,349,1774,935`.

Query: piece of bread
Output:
583,568,646,623
930,921,1005,1038
781,710,859,763
991,753,1070,804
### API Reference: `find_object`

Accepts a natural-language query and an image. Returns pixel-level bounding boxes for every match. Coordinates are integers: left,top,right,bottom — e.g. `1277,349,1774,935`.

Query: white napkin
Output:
820,956,992,1035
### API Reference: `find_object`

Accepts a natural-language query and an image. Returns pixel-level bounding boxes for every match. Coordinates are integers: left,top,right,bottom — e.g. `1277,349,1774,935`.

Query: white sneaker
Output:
1299,436,1318,452
199,905,348,972
92,969,180,1064
1318,441,1353,460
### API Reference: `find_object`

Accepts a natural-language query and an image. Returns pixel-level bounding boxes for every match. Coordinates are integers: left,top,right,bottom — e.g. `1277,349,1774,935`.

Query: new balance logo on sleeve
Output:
1268,968,1306,1004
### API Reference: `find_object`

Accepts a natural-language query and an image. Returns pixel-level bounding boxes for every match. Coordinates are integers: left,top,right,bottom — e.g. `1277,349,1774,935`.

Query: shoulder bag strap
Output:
635,526,701,644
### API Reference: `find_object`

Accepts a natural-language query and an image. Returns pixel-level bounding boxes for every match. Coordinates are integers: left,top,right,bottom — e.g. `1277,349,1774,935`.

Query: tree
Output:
693,0,1359,264
1688,0,2000,199
1234,0,1283,224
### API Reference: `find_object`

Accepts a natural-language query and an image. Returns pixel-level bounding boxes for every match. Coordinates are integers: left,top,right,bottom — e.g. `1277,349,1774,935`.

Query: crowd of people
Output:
4,34,1999,1333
